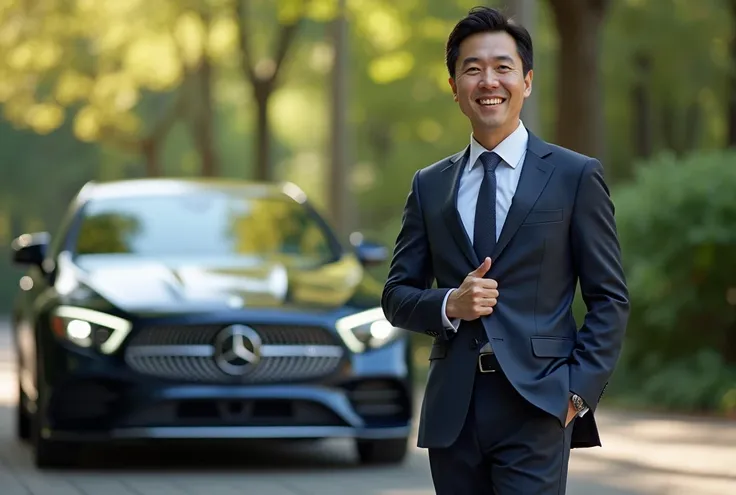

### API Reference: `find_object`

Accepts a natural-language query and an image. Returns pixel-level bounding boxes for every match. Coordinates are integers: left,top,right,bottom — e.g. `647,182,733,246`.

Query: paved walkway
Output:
0,320,734,494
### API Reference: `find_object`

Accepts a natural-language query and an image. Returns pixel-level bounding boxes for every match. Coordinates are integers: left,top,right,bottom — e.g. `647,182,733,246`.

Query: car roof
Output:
76,178,308,204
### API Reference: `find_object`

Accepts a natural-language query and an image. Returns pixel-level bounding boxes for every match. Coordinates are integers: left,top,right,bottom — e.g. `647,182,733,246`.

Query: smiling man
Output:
381,6,629,494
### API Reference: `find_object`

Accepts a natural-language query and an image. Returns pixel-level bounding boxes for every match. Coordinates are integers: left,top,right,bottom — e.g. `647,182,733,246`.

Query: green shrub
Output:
605,149,736,413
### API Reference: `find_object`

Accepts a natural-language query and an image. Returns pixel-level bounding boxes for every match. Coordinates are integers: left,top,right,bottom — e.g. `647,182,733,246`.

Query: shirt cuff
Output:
441,289,460,332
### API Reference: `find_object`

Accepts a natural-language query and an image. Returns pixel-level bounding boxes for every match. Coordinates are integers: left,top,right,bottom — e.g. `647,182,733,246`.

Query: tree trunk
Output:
548,0,609,159
684,101,701,152
661,105,677,154
253,81,272,182
508,0,540,134
195,55,218,177
728,0,736,146
329,0,352,237
141,139,161,177
236,0,309,182
631,52,652,159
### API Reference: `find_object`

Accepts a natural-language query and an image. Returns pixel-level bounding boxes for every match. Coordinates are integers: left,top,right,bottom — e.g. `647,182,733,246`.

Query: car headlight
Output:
336,307,403,353
50,306,132,354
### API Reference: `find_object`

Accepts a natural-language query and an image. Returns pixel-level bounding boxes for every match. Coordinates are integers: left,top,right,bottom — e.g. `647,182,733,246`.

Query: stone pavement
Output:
0,320,734,494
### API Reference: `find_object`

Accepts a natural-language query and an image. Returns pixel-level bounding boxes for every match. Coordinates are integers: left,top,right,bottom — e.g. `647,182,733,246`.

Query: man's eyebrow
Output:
460,55,515,68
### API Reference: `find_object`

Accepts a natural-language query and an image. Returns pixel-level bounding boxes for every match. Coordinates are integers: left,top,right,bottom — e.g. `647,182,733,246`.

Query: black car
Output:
10,179,414,468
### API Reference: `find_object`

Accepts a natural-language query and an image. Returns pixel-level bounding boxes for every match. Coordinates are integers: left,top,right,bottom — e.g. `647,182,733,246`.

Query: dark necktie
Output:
473,151,501,263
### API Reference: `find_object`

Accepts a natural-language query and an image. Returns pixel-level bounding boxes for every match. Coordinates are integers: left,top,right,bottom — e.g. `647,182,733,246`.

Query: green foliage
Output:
608,349,736,415
606,149,736,413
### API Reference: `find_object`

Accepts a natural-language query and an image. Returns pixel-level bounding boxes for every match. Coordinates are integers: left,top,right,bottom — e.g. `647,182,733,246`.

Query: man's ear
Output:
449,77,458,101
523,69,533,98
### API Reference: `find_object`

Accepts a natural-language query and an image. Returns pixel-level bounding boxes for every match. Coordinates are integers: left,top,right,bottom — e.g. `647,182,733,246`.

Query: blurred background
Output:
0,0,735,493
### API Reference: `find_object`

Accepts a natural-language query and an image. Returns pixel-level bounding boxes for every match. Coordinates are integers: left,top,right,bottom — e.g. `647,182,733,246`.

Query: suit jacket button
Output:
470,338,479,350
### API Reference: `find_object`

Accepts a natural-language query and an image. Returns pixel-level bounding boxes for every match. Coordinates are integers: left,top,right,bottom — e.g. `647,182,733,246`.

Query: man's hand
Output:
565,399,577,427
445,257,499,321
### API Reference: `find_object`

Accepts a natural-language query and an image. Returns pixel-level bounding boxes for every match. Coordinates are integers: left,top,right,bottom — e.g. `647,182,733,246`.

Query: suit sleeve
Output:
381,171,454,340
569,159,630,411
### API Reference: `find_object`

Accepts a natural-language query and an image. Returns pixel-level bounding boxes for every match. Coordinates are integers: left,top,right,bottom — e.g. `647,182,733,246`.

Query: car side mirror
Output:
350,232,389,267
11,232,50,266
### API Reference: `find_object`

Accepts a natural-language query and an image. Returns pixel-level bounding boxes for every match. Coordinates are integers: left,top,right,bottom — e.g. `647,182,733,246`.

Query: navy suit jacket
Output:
381,132,629,449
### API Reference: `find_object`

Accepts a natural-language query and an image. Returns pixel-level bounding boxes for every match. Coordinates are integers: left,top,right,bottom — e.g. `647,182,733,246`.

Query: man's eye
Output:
467,67,480,73
498,65,511,71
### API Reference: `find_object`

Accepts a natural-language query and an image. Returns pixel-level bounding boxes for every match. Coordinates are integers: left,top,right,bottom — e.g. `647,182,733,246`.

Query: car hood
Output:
66,254,382,315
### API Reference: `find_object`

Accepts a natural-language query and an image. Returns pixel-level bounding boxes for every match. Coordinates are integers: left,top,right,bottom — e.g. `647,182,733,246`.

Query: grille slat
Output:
124,324,344,384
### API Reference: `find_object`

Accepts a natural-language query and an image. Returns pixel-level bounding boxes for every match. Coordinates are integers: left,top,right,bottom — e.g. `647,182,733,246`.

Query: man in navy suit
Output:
381,6,629,494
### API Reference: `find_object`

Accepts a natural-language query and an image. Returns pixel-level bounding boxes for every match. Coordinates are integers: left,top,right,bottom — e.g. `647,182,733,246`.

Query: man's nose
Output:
479,70,500,88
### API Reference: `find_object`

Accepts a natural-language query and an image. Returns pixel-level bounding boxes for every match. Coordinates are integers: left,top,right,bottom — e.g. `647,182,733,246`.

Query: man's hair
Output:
445,6,533,79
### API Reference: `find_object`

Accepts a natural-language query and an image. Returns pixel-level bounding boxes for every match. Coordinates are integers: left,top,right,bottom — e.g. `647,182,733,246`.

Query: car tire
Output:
16,382,31,442
356,438,409,465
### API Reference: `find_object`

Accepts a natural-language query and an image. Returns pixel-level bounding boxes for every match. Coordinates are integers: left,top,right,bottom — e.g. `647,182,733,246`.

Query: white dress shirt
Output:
441,120,529,331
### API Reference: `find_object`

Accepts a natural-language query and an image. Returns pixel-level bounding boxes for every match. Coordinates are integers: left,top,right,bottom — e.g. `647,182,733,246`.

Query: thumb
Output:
472,257,492,277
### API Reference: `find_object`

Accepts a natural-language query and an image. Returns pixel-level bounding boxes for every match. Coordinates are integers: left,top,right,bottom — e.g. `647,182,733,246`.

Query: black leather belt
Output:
477,342,499,373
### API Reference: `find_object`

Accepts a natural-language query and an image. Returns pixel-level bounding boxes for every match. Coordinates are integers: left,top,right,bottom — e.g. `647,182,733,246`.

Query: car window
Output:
72,192,339,265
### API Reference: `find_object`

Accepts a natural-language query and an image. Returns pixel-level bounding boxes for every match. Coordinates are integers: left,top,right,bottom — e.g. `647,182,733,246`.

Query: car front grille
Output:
123,323,345,383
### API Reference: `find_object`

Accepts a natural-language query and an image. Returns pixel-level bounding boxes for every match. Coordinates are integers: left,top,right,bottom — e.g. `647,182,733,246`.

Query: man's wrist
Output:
444,290,457,319
570,393,587,414
441,289,460,331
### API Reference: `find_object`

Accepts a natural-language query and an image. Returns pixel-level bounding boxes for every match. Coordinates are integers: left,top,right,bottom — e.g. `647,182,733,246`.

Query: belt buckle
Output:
478,352,496,373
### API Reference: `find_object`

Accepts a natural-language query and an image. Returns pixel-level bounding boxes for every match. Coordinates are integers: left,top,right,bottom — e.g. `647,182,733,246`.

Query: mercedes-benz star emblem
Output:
214,324,263,376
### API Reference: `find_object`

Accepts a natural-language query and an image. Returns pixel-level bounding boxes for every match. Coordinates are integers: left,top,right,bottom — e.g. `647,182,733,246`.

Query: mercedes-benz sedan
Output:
10,179,413,468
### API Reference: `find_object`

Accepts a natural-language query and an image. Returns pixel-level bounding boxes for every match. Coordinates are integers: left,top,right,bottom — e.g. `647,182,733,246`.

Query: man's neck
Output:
472,120,520,150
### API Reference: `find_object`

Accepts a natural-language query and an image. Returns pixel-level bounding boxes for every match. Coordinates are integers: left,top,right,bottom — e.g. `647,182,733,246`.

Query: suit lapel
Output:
492,133,555,261
441,146,479,268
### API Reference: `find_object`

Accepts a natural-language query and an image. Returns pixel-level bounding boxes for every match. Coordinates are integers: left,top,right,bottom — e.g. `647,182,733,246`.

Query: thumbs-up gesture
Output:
446,257,499,321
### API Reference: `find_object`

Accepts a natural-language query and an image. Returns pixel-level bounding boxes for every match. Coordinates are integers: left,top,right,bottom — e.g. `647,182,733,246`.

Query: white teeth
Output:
479,98,503,106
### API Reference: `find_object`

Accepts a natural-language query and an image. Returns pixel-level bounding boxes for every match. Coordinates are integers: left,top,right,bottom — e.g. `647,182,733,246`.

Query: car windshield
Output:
72,191,339,265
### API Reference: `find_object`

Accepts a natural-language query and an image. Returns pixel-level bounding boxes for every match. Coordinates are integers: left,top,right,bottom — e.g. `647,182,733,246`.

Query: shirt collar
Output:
468,120,528,172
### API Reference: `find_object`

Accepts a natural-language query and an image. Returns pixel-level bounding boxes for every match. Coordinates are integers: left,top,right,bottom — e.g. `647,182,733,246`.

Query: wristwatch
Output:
570,393,586,413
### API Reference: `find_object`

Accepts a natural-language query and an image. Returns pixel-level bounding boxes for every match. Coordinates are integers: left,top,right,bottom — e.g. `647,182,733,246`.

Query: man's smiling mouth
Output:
476,97,505,106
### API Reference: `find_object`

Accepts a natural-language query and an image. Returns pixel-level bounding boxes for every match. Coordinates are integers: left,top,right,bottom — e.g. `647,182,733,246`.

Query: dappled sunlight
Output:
353,1,409,52
279,151,328,209
569,453,736,495
416,119,443,143
270,88,328,148
173,11,206,69
369,51,415,84
123,34,184,91
575,414,736,479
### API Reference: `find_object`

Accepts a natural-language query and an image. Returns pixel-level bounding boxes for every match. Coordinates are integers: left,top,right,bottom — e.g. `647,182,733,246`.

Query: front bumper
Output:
44,380,413,442
39,329,413,443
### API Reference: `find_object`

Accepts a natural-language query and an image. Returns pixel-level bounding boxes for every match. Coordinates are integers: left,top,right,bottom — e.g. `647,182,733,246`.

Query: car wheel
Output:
356,438,409,465
16,382,31,441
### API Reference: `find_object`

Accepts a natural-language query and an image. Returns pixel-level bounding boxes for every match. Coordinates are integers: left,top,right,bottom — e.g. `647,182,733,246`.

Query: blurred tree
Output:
0,0,244,177
602,0,729,178
0,0,197,176
546,0,609,160
328,0,353,237
507,0,540,134
233,0,316,181
729,0,736,147
186,8,220,177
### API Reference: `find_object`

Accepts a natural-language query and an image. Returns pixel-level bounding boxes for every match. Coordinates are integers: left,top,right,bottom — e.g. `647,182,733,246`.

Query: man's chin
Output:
472,118,504,132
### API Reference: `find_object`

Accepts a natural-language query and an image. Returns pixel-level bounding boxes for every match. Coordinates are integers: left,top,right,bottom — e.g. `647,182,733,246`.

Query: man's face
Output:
449,31,532,135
